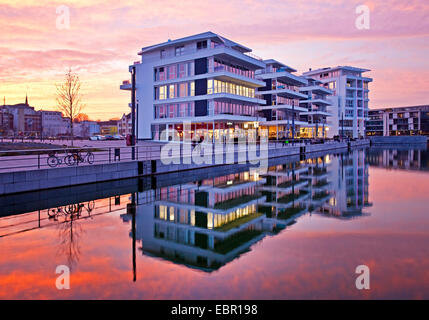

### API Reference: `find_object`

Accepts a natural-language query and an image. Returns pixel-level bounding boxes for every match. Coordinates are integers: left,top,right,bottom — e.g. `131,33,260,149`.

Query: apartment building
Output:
0,110,14,135
40,110,64,137
303,66,372,138
255,59,308,140
365,109,384,136
118,112,132,136
366,105,429,136
120,31,267,141
299,77,333,138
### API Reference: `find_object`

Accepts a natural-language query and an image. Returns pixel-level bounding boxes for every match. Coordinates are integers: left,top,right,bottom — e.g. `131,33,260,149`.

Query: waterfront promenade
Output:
0,139,370,195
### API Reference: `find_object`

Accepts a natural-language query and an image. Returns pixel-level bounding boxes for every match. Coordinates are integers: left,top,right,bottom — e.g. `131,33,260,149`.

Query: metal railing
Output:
0,145,162,173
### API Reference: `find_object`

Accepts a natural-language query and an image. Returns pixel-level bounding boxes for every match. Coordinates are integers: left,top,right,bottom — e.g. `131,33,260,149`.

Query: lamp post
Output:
131,66,136,160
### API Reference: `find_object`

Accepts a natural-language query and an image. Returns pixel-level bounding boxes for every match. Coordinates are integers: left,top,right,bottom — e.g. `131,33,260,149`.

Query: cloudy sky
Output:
0,0,428,120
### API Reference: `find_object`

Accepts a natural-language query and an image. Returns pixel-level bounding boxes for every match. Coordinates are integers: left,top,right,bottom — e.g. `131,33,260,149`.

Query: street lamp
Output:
131,66,136,160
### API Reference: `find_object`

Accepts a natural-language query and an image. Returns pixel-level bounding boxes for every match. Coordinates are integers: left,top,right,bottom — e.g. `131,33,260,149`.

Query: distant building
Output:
40,110,64,137
98,120,118,135
0,109,14,135
74,120,100,138
1,97,42,136
366,105,429,136
118,113,132,136
365,109,384,136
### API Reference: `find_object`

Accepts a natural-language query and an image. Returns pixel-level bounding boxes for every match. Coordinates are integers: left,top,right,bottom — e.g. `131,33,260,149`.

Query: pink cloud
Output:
0,0,428,118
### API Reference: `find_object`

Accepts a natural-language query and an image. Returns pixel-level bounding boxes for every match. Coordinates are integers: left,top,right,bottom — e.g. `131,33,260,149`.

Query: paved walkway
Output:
0,140,163,173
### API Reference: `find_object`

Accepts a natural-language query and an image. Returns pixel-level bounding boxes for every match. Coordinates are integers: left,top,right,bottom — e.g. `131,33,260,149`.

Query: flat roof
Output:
263,59,296,72
303,66,371,76
369,105,429,112
139,31,252,55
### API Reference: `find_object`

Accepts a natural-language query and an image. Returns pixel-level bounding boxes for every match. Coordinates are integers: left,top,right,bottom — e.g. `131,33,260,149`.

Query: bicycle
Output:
65,147,95,166
47,151,66,167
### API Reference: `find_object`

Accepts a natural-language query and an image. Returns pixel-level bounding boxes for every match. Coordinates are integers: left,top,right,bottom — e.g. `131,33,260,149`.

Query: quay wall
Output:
0,140,369,195
369,136,427,145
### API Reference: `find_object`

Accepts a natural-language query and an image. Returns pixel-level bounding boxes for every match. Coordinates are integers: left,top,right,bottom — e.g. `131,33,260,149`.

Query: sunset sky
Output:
0,0,428,120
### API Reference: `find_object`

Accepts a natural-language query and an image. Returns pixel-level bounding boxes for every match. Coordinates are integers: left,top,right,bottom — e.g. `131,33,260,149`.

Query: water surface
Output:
0,147,428,299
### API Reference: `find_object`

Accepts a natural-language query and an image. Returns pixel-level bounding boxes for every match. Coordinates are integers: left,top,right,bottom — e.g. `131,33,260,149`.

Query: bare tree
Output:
56,68,84,145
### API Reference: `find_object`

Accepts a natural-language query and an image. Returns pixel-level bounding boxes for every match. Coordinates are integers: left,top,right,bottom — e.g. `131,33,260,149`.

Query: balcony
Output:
256,70,307,86
120,80,132,90
299,98,330,106
211,65,265,88
299,85,332,96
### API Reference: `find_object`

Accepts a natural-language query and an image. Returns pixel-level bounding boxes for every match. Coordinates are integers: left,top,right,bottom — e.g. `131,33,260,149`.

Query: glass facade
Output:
154,102,195,119
154,61,195,81
155,81,195,100
210,58,255,79
213,101,257,116
207,79,255,98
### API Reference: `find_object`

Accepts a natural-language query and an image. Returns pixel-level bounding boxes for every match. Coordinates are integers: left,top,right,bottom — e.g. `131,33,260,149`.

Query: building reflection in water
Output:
366,147,429,171
318,149,371,219
0,149,372,275
121,149,371,273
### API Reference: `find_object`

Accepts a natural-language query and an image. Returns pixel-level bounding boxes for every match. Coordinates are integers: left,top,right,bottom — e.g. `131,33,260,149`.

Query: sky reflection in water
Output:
0,147,428,299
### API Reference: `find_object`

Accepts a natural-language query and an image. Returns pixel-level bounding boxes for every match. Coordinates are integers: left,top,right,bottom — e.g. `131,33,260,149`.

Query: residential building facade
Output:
366,105,429,136
40,110,64,137
118,113,132,136
256,59,308,140
120,31,267,142
299,77,333,138
365,109,384,136
1,102,42,136
303,66,372,138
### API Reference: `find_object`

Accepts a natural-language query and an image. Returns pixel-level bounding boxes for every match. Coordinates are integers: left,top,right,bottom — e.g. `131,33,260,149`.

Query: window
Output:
168,65,176,80
207,79,214,94
158,67,166,81
160,49,166,58
197,40,207,50
179,83,187,97
175,46,185,56
169,85,175,99
178,64,186,78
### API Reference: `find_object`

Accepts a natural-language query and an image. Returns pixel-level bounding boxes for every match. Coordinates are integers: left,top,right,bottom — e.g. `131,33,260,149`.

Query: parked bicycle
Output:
47,151,66,168
47,147,94,167
64,147,95,166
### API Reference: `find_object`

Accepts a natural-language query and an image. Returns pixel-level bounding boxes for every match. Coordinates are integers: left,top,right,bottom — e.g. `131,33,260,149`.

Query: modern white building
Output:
302,66,372,138
299,77,333,138
120,31,267,142
255,60,308,140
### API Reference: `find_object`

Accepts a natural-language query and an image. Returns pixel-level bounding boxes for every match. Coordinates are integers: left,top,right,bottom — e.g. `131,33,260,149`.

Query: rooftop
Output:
263,59,296,72
139,31,252,55
303,66,371,76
